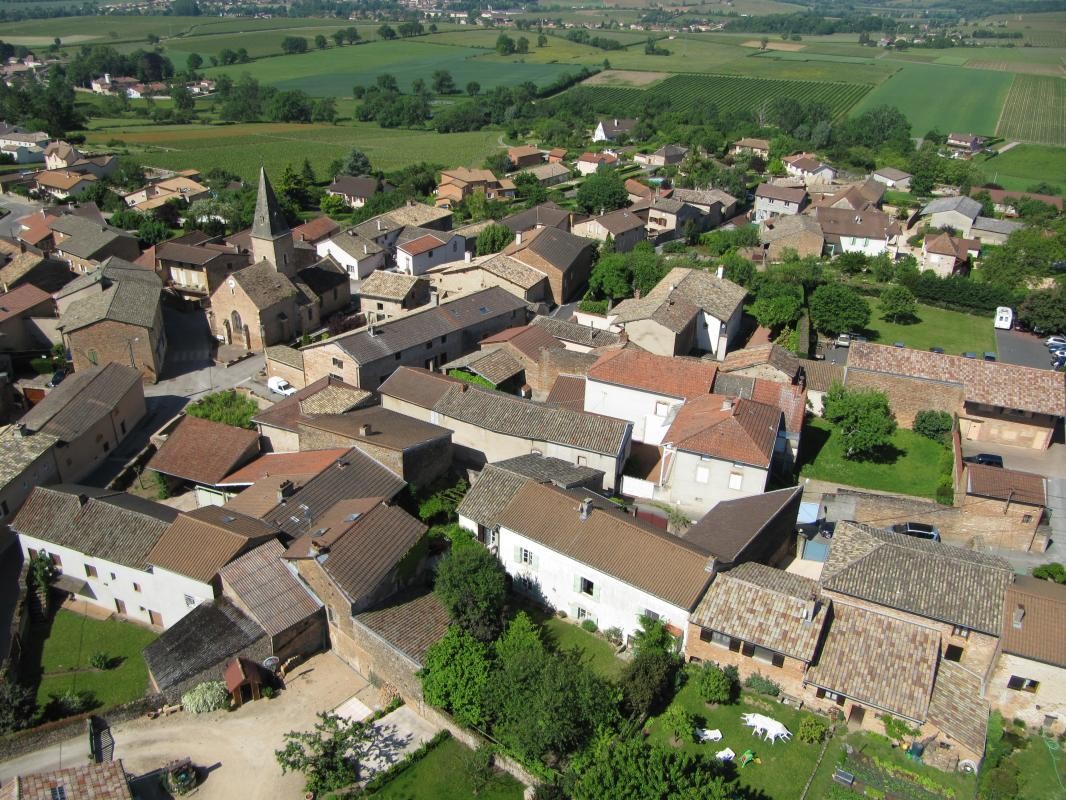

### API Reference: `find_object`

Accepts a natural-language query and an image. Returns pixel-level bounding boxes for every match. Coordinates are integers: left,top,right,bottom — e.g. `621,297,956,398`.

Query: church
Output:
209,168,350,351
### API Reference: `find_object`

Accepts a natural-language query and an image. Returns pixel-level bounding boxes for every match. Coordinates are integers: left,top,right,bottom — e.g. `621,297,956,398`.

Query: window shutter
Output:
532,554,539,570
573,575,582,593
513,545,522,563
592,583,601,600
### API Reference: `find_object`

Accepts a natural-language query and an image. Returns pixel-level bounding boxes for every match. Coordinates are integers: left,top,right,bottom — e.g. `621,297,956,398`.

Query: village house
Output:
394,228,466,275
754,183,809,222
379,366,632,491
815,207,900,257
496,481,712,644
325,175,393,209
358,271,431,319
816,179,885,211
987,577,1066,733
0,761,134,800
625,178,671,204
316,230,385,280
208,449,351,508
147,415,261,505
0,250,72,294
584,349,716,444
292,216,341,247
33,169,97,201
50,215,140,272
152,233,251,299
547,147,567,164
498,201,574,237
428,252,550,305
465,323,568,391
592,117,637,142
872,167,912,191
844,342,1065,449
946,132,986,154
571,208,646,252
529,314,623,354
298,286,528,388
502,227,598,305
523,161,571,187
123,175,209,212
920,196,982,238
434,167,515,209
507,144,545,170
730,137,771,160
783,153,837,184
643,198,702,241
634,143,687,167
0,424,60,524
43,141,83,170
0,284,55,354
960,463,1047,553
922,231,981,276
574,152,618,177
759,215,825,261
253,375,375,450
970,216,1024,246
671,188,737,227
970,187,1063,216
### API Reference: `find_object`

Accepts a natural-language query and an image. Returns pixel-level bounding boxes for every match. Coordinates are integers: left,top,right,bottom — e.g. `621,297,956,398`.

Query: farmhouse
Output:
592,117,637,142
922,232,981,276
754,183,808,222
435,167,515,209
634,143,687,167
507,144,544,170
574,152,618,176
571,209,646,252
325,175,393,209
153,234,250,298
783,153,837,184
730,137,770,159
815,207,900,257
920,196,982,237
872,167,912,191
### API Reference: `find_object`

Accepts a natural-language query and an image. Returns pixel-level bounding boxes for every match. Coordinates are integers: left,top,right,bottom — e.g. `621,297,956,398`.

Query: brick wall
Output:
684,622,808,698
844,370,963,427
531,348,598,400
68,318,162,383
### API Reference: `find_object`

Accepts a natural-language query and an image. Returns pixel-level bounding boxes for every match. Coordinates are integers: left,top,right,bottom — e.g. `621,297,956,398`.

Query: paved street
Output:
0,195,39,238
995,328,1056,370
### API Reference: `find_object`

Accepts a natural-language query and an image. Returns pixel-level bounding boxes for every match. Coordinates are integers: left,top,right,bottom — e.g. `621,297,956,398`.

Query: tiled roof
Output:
665,394,780,467
378,366,461,409
434,383,631,456
691,563,826,662
398,233,445,256
265,344,304,370
299,384,374,416
147,415,259,485
355,589,449,664
612,267,746,329
546,374,586,411
58,276,160,333
327,175,387,199
680,486,802,562
443,348,524,385
142,598,265,692
847,342,1066,417
219,448,350,486
966,464,1045,506
588,349,716,400
8,761,132,800
328,231,383,259
590,208,644,234
480,324,561,360
508,227,596,275
927,660,989,755
672,188,736,209
253,375,374,433
292,217,340,245
0,425,58,491
499,482,712,609
972,216,1023,236
821,522,1013,634
148,505,279,583
219,538,322,637
1001,576,1066,668
502,202,571,234
468,253,547,290
0,284,51,322
815,207,899,241
750,379,806,436
231,261,298,309
756,184,807,204
874,167,911,181
324,287,526,364
801,360,844,393
12,485,176,569
721,343,802,381
19,363,142,441
530,315,622,348
300,406,452,451
806,602,940,722
734,137,770,150
921,196,981,220
359,270,422,301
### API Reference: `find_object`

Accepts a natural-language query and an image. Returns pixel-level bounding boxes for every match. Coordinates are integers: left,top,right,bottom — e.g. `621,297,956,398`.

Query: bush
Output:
1032,563,1066,584
620,649,679,716
660,705,694,743
797,716,828,744
744,673,781,697
913,410,953,444
604,627,623,645
0,678,37,733
697,663,736,704
182,681,229,714
580,619,598,633
89,652,111,670
261,686,276,699
184,390,259,429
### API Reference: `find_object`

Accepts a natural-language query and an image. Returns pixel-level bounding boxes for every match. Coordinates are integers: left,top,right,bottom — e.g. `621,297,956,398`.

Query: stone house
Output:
358,271,431,319
572,209,645,253
815,207,900,258
574,152,618,176
501,203,576,237
783,153,837,184
49,215,140,272
960,464,1047,552
153,234,250,299
316,231,385,280
325,175,393,209
970,216,1023,246
508,145,544,170
920,196,981,238
671,188,737,226
434,167,515,209
252,375,375,452
0,284,55,353
292,217,341,248
754,184,808,222
922,232,980,276
759,215,825,261
147,415,261,503
730,138,770,159
0,425,61,524
634,143,687,167
502,227,598,304
644,198,703,240
872,167,912,191
427,253,550,305
395,229,466,275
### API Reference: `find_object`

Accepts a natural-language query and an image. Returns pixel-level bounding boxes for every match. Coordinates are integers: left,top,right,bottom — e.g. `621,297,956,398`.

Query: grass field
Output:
976,144,1066,192
851,62,1012,134
24,610,157,718
84,121,502,182
996,75,1066,146
370,735,524,799
864,302,996,354
540,617,625,680
799,417,949,499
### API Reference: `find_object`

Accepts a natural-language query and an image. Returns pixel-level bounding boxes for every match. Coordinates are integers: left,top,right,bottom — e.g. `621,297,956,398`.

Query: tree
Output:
466,81,481,97
275,712,374,797
314,34,327,50
185,390,259,429
320,193,349,218
879,284,917,323
375,73,399,93
809,283,870,335
517,36,529,54
822,383,898,459
432,69,456,95
750,282,802,330
378,24,397,40
1018,284,1066,335
496,34,516,55
880,713,921,746
913,409,953,444
341,148,372,177
344,27,360,44
281,36,308,55
411,78,427,96
186,52,203,70
620,649,678,716
311,97,337,124
332,30,345,47
434,546,507,641
483,150,511,177
537,33,548,47
0,678,36,734
420,626,490,726
476,223,513,255
661,705,695,743
576,170,628,214
629,613,677,658
697,662,736,704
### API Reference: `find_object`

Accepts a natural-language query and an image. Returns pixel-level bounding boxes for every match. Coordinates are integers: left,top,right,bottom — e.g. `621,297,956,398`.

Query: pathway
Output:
996,140,1021,154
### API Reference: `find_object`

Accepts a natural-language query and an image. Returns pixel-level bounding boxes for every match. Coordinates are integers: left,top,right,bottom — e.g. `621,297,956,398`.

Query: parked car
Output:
983,352,997,361
267,376,297,396
835,334,851,348
47,369,66,388
890,522,941,543
972,453,1004,468
962,352,977,359
1045,335,1066,348
929,346,945,354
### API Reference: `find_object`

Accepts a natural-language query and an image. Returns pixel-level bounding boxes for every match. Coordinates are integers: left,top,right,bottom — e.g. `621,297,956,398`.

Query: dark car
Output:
930,346,945,354
47,370,66,388
962,352,977,359
983,352,997,361
972,453,1004,468
890,522,941,542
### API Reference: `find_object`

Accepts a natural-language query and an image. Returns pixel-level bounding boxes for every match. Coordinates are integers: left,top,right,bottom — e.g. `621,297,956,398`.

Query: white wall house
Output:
585,380,681,445
316,234,385,280
396,233,464,276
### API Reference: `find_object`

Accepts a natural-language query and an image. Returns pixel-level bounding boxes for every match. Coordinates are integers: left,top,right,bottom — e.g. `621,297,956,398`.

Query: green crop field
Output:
851,62,1012,135
996,75,1066,146
84,121,502,181
576,73,872,118
976,11,1066,47
976,145,1066,191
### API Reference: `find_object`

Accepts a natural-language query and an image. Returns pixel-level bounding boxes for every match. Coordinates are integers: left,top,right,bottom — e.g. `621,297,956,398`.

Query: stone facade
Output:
987,653,1066,734
959,404,1056,450
530,348,598,400
844,370,964,428
296,424,453,488
685,622,809,698
66,313,166,383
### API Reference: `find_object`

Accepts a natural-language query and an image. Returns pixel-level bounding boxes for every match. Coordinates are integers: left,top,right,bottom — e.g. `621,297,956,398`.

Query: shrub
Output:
744,673,781,697
880,712,920,745
913,410,953,444
580,618,598,633
697,663,736,704
461,743,495,795
0,679,37,733
261,686,276,699
797,716,828,744
182,681,229,714
46,689,93,717
620,649,679,716
660,705,694,743
1033,563,1066,584
603,627,623,645
89,652,111,670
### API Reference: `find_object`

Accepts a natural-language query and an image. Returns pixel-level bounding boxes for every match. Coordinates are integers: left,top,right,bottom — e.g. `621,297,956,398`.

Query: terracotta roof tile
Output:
588,349,716,400
966,464,1045,506
219,538,322,636
148,505,279,583
546,374,586,411
1000,576,1066,668
0,283,51,322
220,449,350,486
355,590,449,664
147,415,259,485
927,660,989,754
11,761,132,800
665,394,780,467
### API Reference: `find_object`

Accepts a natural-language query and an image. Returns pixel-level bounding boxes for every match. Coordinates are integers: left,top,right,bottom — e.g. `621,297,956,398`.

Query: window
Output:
728,470,743,490
103,441,109,453
695,466,710,484
132,582,142,593
1008,676,1040,693
110,572,116,581
944,644,964,662
0,500,8,518
1023,514,1034,524
654,401,670,417
50,786,66,800
519,548,534,566
332,357,344,368
579,577,595,596
816,688,845,705
50,553,62,568
427,250,434,258
440,335,447,344
184,594,196,608
576,607,593,621
85,564,98,579
120,421,126,436
395,352,402,360
377,302,384,311
88,350,98,365
576,455,587,467
753,646,785,668
710,630,732,649
425,342,432,350
951,626,970,639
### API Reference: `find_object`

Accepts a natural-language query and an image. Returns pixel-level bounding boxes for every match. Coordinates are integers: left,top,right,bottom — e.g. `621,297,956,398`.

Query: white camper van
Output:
994,306,1013,331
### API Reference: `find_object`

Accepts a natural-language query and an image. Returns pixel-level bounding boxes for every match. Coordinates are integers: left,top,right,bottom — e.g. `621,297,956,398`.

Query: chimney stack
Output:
359,423,371,437
363,243,368,254
721,398,734,411
1012,604,1025,629
376,219,382,231
579,497,593,521
716,264,725,279
277,479,295,502
464,250,472,263
515,231,522,245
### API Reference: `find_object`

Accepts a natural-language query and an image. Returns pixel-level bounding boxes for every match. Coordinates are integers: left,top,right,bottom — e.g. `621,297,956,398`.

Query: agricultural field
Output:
83,121,503,182
851,62,1012,136
975,11,1066,47
576,73,872,118
996,75,1066,146
976,144,1066,192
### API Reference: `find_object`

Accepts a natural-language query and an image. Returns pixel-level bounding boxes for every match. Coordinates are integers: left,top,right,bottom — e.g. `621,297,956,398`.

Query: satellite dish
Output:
262,656,280,672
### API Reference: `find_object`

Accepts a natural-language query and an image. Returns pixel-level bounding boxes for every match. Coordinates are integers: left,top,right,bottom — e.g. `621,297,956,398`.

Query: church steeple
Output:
250,167,295,275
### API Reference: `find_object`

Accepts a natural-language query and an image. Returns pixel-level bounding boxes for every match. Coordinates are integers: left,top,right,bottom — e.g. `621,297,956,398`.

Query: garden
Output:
862,302,996,357
367,734,524,799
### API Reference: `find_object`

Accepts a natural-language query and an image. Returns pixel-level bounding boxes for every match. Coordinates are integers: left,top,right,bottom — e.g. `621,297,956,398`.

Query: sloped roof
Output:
18,363,142,441
756,183,807,204
966,464,1045,506
0,425,58,492
219,448,350,486
480,323,561,360
921,196,981,219
750,379,806,436
721,343,802,381
612,267,746,329
300,406,452,451
6,761,132,800
219,538,322,637
148,505,279,583
806,602,940,722
508,227,596,276
378,366,461,409
691,562,826,662
230,261,298,309
502,202,571,234
147,415,259,485
253,375,374,434
927,660,989,755
360,270,422,301
588,349,716,400
801,360,844,393
546,374,586,411
821,521,1013,634
355,590,449,664
251,168,289,240
293,216,340,244
1001,576,1066,668
680,486,802,562
0,283,51,323
58,277,160,333
665,394,780,467
443,348,524,385
530,315,622,348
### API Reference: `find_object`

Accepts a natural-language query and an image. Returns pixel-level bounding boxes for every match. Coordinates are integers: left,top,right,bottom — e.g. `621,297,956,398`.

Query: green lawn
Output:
646,677,827,800
24,610,157,718
798,417,949,499
863,302,996,356
539,617,625,680
369,735,524,799
976,145,1066,193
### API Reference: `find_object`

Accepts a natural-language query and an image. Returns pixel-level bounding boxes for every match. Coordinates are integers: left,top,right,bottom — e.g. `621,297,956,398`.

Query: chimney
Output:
716,264,724,279
464,250,472,263
721,398,734,411
579,497,593,520
368,321,376,336
277,479,295,502
515,230,523,245
308,541,321,558
359,423,371,437
430,287,440,306
376,219,382,231
459,382,468,392
801,593,817,623
363,243,368,254
1012,604,1025,629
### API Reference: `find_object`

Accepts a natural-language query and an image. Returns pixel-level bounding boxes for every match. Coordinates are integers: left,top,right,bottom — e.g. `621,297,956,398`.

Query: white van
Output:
994,306,1014,331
